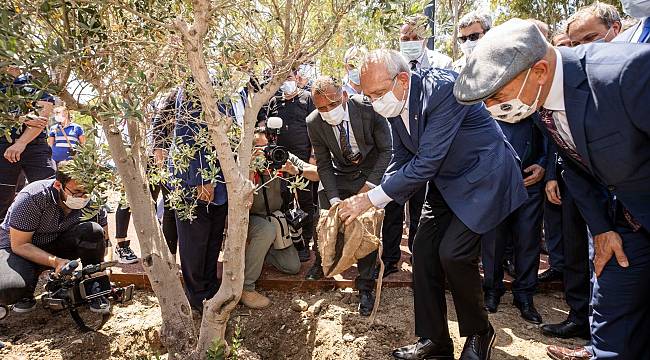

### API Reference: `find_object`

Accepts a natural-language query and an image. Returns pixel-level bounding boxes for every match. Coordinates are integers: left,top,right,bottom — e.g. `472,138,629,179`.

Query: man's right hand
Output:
593,231,629,277
153,149,167,167
22,115,48,129
545,180,562,205
196,183,215,203
53,257,71,274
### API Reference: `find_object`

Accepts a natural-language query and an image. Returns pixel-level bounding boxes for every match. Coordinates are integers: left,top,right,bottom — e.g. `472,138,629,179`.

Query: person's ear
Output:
612,21,622,36
342,90,349,103
397,72,410,88
53,180,62,191
531,60,550,86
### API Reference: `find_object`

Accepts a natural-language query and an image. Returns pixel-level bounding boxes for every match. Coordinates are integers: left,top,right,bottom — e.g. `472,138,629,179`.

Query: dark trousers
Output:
0,141,56,222
115,184,178,254
558,180,589,326
482,186,543,302
413,185,489,339
544,198,564,271
175,203,227,310
316,189,376,291
382,186,426,264
0,222,105,305
591,225,650,359
295,184,315,242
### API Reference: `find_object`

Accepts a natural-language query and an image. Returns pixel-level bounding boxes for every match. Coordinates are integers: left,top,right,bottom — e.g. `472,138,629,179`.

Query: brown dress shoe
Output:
240,290,271,309
546,345,591,360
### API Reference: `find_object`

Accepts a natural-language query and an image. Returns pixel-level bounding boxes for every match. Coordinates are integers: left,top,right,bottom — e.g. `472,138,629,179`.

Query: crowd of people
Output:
0,1,649,359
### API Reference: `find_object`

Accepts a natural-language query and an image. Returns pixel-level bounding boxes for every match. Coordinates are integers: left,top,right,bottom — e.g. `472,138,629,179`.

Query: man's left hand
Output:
339,193,374,226
280,160,299,175
4,142,27,163
523,164,545,187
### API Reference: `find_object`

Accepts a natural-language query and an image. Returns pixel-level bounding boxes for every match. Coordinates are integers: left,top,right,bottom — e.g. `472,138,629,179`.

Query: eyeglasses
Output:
457,32,484,43
64,185,87,198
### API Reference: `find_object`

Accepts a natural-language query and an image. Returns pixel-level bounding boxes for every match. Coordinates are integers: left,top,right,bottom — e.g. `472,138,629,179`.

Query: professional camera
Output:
264,117,289,170
285,207,310,231
41,260,134,331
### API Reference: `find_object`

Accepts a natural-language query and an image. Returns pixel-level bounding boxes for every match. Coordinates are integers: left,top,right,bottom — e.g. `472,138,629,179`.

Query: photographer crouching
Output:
0,160,110,314
240,125,319,309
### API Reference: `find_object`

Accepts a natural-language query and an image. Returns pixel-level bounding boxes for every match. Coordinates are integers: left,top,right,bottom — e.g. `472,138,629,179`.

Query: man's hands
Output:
280,160,299,175
196,183,215,203
545,180,562,205
593,231,629,277
23,115,48,129
338,193,374,226
523,164,545,187
53,257,71,274
4,142,27,163
153,149,167,167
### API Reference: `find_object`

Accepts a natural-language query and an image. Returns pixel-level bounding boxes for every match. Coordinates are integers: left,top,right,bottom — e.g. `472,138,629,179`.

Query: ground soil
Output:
0,286,585,360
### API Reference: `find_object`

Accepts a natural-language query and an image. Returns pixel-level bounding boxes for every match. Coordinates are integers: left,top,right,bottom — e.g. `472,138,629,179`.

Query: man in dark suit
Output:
455,18,650,359
306,76,392,316
481,112,547,324
339,49,527,360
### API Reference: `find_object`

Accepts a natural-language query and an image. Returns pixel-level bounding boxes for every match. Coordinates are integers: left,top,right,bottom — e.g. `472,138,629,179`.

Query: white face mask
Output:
348,69,361,85
487,69,542,123
54,113,66,123
280,80,297,94
63,194,91,210
460,39,478,57
371,78,407,118
399,40,425,61
620,0,650,18
320,103,347,126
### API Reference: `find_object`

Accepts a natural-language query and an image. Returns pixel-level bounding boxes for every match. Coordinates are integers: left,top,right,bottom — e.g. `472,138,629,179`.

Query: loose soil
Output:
0,286,585,360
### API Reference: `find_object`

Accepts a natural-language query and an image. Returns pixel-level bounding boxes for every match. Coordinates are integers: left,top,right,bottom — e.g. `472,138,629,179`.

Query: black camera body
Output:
264,117,290,170
41,260,134,331
285,207,309,231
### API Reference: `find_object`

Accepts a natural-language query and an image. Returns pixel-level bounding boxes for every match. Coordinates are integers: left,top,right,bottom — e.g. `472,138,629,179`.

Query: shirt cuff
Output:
367,186,392,208
329,197,341,206
365,181,377,189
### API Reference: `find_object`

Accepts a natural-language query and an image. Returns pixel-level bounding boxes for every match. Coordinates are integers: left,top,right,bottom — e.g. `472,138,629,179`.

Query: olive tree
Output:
1,0,351,358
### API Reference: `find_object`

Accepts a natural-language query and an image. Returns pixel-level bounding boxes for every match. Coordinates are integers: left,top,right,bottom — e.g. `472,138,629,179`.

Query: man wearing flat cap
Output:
339,49,527,360
455,18,650,359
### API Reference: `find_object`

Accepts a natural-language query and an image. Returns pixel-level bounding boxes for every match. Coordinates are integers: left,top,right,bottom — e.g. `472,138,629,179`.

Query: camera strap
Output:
259,171,272,217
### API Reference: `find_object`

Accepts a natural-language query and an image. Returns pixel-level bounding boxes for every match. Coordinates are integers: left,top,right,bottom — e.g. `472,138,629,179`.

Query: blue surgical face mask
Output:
592,27,613,43
348,69,361,85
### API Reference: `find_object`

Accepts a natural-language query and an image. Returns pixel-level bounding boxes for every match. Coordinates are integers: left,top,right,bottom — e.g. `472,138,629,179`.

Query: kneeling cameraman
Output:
0,160,110,314
240,127,319,309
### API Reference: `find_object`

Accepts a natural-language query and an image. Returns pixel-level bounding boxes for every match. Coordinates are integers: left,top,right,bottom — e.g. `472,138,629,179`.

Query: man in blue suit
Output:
339,49,527,360
455,19,650,359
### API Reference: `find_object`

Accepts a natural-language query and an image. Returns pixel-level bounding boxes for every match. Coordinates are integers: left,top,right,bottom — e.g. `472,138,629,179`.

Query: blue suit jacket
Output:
551,44,650,231
382,69,527,234
497,114,547,191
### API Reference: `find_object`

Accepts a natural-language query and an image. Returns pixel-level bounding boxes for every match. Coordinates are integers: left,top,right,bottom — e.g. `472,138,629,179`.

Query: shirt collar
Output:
416,49,429,68
543,48,565,111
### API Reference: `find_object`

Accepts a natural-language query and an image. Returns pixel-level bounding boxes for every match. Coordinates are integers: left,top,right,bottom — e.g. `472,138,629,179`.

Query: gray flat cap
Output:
453,18,549,105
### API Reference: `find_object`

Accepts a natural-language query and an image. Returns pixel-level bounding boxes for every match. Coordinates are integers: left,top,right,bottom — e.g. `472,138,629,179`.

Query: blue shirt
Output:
169,86,228,206
48,123,84,162
0,179,107,250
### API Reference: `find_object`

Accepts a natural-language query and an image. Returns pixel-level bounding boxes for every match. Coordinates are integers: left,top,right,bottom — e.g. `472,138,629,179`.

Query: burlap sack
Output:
317,203,384,278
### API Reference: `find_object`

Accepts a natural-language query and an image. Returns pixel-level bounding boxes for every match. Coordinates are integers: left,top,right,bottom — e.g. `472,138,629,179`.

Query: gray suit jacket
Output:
306,95,392,203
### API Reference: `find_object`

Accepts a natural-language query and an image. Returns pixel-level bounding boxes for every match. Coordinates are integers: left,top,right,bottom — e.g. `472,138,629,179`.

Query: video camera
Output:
263,117,289,170
41,260,134,331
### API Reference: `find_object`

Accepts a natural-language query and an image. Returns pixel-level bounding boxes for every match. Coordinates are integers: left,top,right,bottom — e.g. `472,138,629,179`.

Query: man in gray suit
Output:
305,76,392,316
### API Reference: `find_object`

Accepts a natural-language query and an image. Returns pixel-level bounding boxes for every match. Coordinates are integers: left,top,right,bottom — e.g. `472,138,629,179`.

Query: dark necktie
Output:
337,123,360,164
538,108,586,167
638,17,650,43
410,60,418,71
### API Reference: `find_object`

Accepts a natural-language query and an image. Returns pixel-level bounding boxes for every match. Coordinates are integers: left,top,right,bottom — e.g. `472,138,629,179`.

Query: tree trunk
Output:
99,118,198,359
452,0,460,60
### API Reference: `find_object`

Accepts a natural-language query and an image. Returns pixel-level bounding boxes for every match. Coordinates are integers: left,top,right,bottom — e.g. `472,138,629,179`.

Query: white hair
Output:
458,10,492,32
361,49,410,78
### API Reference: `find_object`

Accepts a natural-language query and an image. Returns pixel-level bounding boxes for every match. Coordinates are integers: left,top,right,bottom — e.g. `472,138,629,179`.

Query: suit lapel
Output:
318,113,344,161
559,47,594,172
408,72,423,148
347,100,366,153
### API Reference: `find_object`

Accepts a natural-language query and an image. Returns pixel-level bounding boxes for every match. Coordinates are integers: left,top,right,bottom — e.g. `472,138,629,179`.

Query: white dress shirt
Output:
332,108,360,155
366,78,412,208
412,49,453,71
543,48,577,152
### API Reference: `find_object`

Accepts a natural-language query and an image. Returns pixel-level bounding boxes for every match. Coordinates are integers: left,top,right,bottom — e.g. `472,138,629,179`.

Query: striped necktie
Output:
638,17,650,43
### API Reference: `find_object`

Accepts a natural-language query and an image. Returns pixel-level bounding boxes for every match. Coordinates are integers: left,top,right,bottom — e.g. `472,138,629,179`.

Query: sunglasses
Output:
458,32,484,43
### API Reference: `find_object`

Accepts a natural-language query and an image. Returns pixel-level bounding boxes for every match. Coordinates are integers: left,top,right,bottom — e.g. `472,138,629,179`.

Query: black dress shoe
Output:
305,264,324,280
538,268,563,283
460,322,495,360
484,292,501,313
358,290,374,317
541,320,590,340
392,338,454,359
374,262,399,279
513,299,543,324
